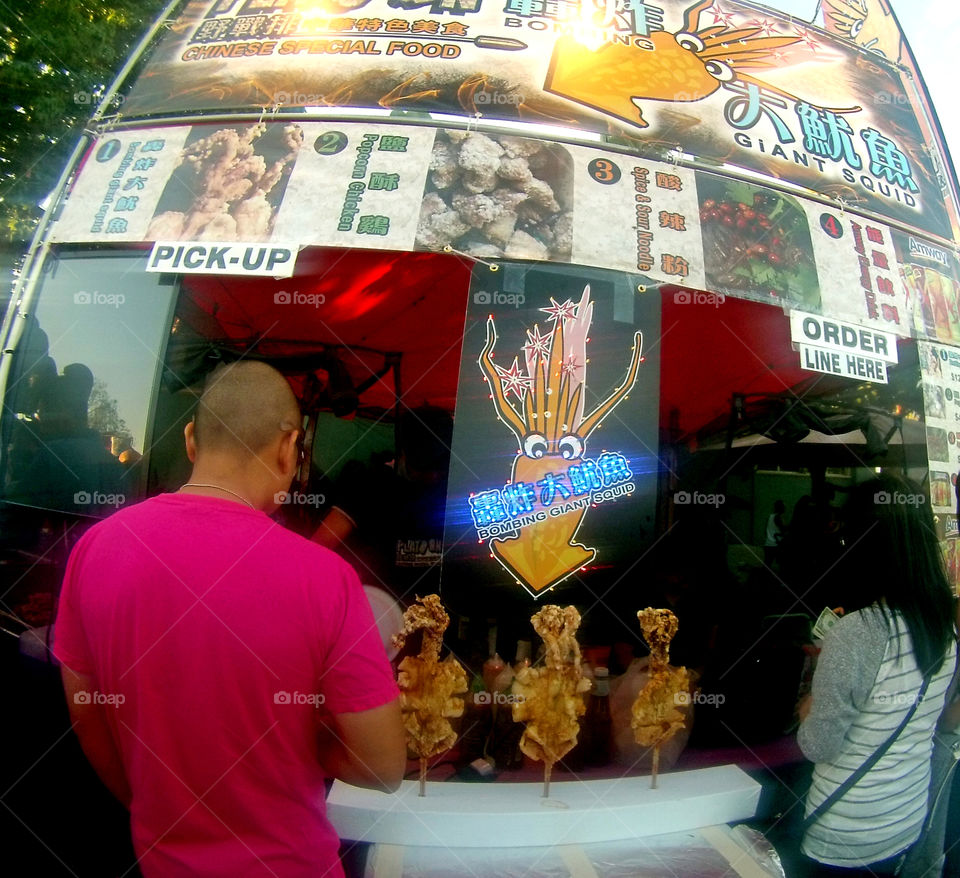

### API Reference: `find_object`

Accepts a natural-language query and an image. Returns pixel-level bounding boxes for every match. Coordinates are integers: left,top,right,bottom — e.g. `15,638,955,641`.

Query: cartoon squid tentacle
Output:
578,331,643,440
480,317,526,444
683,0,716,33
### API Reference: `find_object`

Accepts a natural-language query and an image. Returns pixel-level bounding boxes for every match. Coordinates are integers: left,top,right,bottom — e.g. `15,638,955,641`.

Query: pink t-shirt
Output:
54,493,399,877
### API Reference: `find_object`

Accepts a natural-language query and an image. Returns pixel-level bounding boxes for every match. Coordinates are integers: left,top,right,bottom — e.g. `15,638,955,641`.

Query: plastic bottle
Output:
482,652,505,696
514,639,531,673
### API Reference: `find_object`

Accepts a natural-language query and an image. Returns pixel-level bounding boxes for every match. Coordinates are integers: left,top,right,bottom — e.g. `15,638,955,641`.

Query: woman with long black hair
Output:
797,474,958,876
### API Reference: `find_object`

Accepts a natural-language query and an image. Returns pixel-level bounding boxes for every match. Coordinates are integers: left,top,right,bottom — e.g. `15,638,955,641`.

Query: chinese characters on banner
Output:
51,123,435,251
52,130,190,241
573,158,704,288
273,124,436,248
116,0,956,242
918,341,960,593
807,208,904,335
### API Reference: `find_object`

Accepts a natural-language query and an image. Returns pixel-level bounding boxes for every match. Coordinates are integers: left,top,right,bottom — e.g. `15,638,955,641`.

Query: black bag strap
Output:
802,671,933,834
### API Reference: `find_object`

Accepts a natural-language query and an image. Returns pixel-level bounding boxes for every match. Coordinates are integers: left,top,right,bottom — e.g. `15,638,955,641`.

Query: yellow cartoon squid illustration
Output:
545,0,853,129
822,0,905,63
478,286,643,595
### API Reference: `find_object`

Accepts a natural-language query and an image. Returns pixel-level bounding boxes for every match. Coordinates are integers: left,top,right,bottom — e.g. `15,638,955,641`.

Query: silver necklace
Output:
179,483,256,510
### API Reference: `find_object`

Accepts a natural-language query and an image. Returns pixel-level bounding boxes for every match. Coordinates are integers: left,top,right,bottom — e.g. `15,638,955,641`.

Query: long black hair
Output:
841,474,955,676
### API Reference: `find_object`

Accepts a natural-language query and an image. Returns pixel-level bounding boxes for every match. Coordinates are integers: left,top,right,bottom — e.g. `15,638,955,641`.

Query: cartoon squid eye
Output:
675,32,705,52
558,435,584,460
850,19,864,37
704,60,735,82
522,433,549,459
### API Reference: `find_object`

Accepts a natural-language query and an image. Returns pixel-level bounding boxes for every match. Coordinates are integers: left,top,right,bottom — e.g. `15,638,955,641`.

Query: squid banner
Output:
119,0,956,242
443,262,660,600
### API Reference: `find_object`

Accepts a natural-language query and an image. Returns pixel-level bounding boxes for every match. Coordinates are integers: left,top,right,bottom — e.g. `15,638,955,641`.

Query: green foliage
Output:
88,377,131,445
0,0,170,244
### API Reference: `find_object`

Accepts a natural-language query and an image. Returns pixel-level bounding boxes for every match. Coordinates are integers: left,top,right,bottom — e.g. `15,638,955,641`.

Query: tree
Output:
0,1,170,246
88,377,132,449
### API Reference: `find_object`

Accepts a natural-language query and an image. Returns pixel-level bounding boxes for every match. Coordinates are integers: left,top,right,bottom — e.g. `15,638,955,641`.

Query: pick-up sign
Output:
146,242,298,278
790,310,899,385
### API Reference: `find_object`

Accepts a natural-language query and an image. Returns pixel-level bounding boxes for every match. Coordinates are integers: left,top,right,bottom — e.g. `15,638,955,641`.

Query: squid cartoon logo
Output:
469,286,643,597
544,0,854,130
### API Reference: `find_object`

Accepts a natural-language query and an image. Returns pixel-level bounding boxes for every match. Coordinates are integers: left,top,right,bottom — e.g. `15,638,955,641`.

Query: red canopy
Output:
178,247,473,412
178,250,829,436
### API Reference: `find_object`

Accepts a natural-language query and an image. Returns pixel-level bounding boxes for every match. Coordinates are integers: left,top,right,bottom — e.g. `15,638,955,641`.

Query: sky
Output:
770,0,960,164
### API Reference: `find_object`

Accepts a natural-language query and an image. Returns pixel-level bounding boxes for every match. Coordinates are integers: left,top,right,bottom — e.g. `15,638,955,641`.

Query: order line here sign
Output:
790,311,899,385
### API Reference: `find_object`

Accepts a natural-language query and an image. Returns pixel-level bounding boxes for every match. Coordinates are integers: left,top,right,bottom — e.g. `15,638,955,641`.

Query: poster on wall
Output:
918,340,960,593
441,262,660,612
809,206,904,335
892,233,960,345
51,122,434,250
116,0,954,241
50,121,960,347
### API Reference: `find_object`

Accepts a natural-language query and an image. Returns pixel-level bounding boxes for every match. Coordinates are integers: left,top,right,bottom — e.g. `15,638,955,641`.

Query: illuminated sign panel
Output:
443,264,660,602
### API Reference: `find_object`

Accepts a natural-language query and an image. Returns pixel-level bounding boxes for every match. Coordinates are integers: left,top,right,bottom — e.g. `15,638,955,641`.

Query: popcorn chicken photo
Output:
416,131,573,262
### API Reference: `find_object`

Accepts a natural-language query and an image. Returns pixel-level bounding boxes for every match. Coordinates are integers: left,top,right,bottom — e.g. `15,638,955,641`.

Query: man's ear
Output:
184,421,197,463
277,429,299,480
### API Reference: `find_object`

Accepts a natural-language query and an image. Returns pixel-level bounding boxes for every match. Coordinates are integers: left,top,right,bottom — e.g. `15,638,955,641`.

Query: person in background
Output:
54,361,405,878
764,498,786,566
797,474,957,876
312,404,453,599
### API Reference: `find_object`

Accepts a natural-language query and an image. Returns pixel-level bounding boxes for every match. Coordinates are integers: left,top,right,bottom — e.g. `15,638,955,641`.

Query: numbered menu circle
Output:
819,213,843,239
314,131,349,156
587,158,621,185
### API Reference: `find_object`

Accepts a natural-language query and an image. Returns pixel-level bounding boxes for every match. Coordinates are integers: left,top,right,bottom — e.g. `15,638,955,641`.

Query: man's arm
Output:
317,699,406,792
61,665,131,807
310,507,356,551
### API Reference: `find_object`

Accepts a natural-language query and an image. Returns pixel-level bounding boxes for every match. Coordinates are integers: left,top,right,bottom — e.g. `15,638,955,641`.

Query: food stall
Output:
2,0,960,874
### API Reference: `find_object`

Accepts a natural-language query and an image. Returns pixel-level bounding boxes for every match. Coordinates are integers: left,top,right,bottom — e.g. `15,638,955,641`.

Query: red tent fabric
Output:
178,251,824,437
658,287,819,438
179,247,472,412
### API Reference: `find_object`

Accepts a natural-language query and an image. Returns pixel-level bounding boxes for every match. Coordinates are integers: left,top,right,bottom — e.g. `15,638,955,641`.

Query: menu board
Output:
49,120,960,349
919,340,960,593
113,0,956,242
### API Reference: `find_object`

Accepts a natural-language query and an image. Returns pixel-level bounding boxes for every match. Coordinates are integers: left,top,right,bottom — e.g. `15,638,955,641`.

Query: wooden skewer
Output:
651,744,660,789
419,757,427,797
543,760,553,798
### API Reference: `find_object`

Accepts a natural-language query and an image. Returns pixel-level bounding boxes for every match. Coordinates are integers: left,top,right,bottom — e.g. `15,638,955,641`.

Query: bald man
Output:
54,361,405,878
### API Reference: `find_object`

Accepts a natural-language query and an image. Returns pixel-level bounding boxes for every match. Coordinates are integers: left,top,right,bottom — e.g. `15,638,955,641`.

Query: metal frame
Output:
0,0,185,464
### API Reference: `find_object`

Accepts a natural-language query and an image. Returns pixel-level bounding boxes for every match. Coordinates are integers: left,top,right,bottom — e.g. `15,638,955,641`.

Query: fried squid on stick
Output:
511,605,591,797
392,595,468,796
631,608,690,789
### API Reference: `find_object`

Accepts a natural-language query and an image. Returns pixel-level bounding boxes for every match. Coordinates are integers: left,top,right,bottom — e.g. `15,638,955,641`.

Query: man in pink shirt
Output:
54,361,405,877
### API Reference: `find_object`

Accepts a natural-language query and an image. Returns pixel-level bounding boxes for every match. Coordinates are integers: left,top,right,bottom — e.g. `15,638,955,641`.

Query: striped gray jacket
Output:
799,606,956,867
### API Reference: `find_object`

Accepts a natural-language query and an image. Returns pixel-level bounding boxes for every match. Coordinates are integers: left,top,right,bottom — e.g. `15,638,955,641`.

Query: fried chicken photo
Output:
392,594,468,796
511,605,591,797
147,123,303,242
632,608,690,788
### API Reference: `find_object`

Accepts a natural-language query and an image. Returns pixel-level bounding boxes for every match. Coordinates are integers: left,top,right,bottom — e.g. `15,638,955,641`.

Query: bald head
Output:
193,362,300,459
